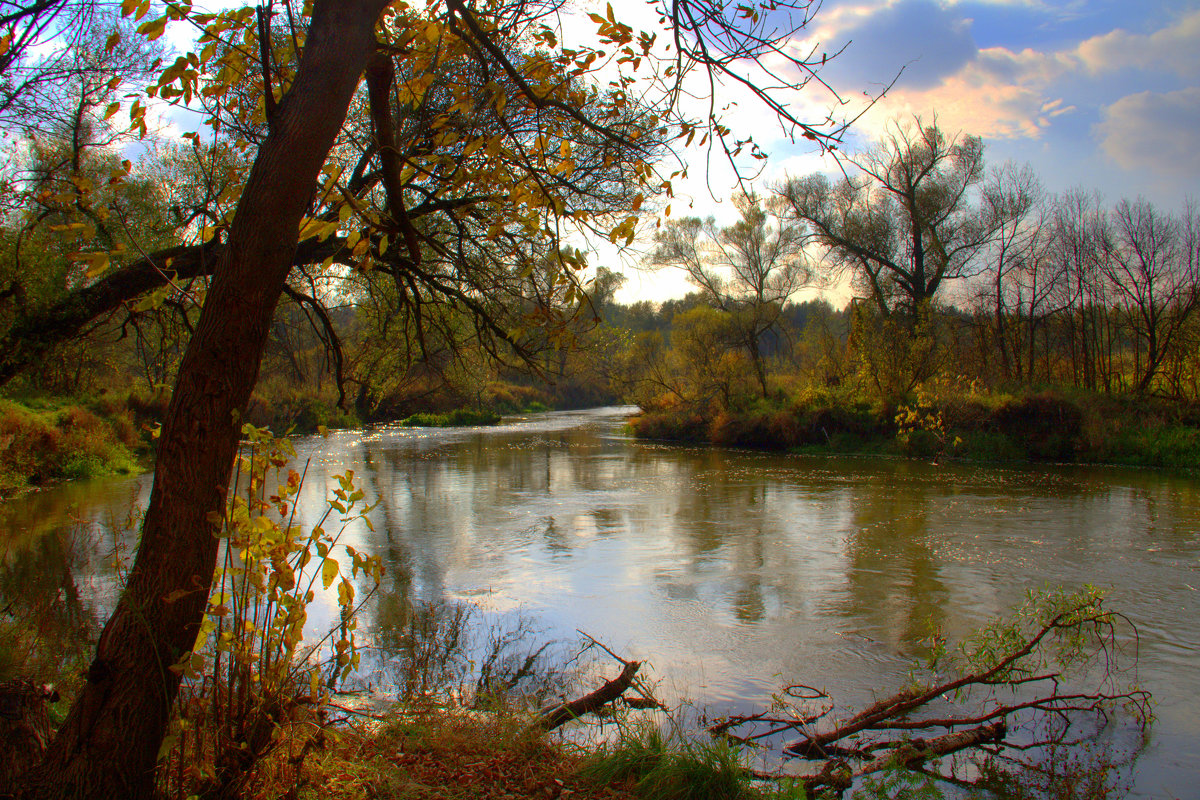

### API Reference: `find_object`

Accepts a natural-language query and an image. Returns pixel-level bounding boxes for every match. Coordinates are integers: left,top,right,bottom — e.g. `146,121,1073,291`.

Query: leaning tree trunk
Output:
21,2,387,797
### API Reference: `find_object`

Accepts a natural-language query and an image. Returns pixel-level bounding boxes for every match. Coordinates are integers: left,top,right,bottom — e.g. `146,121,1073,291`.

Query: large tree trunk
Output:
21,2,387,797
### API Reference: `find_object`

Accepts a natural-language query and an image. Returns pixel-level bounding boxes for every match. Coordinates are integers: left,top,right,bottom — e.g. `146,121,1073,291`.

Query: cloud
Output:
818,5,1200,143
1094,87,1200,177
857,44,1074,139
1074,9,1200,77
820,0,979,91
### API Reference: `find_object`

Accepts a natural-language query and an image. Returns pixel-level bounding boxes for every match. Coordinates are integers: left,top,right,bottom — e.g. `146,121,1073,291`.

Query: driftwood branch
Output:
534,660,640,731
713,594,1151,798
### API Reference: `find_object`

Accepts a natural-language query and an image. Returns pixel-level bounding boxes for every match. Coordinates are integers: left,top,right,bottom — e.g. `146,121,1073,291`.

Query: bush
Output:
399,408,501,427
990,393,1083,461
0,399,141,495
627,412,710,442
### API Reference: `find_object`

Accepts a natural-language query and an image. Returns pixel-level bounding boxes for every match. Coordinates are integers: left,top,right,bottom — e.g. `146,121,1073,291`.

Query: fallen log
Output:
804,721,1007,796
715,590,1151,798
533,660,640,731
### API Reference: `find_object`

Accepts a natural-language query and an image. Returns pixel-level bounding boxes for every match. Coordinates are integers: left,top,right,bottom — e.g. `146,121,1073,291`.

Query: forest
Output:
0,0,1193,798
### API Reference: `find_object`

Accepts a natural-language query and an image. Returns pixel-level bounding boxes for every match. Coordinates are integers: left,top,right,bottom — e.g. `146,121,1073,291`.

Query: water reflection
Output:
0,408,1197,796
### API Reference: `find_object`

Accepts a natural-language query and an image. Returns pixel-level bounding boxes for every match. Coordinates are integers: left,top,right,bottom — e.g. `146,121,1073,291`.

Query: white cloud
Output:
776,4,1200,147
1074,9,1200,77
852,44,1073,139
1095,87,1200,177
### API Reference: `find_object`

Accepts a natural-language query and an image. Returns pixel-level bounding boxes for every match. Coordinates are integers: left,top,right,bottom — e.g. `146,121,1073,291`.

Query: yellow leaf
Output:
321,557,338,590
137,15,168,40
103,102,121,121
105,31,121,52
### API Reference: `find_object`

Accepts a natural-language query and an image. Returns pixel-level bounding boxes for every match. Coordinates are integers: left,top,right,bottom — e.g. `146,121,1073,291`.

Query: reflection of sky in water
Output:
1,407,1198,797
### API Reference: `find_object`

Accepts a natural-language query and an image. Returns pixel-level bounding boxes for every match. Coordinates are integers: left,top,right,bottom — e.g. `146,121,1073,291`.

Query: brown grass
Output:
294,710,639,800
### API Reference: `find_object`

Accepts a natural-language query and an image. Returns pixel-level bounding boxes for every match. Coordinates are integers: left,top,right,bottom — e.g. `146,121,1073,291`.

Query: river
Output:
2,406,1197,796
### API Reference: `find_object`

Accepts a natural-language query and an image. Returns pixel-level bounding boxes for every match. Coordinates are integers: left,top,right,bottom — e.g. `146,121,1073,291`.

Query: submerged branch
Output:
712,590,1151,798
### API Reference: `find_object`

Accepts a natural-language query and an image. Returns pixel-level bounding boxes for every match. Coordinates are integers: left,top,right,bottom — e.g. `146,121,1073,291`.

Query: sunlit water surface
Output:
3,407,1197,797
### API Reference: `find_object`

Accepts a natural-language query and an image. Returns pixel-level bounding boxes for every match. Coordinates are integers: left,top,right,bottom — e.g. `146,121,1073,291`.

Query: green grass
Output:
580,723,771,800
398,408,502,427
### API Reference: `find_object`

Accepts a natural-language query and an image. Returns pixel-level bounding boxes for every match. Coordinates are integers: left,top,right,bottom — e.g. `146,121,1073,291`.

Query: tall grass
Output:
580,722,764,800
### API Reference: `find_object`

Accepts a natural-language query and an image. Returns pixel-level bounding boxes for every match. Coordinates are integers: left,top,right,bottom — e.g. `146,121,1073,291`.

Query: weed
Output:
158,425,383,800
581,722,759,800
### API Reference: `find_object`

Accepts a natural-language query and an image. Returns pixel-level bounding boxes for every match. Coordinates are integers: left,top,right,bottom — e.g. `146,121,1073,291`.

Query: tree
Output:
649,193,810,398
11,1,846,796
1047,189,1113,392
0,1,108,133
24,3,390,796
779,118,1002,319
973,162,1042,382
1101,198,1200,394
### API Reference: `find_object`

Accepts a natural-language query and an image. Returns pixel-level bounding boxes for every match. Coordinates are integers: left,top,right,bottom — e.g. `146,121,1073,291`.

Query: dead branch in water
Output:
532,633,667,731
711,589,1152,798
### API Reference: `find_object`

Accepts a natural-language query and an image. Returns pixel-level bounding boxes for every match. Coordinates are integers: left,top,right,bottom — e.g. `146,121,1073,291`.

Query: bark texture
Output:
21,2,387,797
0,681,56,794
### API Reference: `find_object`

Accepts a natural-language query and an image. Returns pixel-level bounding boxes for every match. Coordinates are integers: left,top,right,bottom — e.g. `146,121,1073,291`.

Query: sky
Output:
146,1,1200,304
612,0,1200,302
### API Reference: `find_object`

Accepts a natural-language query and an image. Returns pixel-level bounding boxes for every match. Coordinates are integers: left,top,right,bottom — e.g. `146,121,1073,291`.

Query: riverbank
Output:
0,394,159,497
0,387,563,496
628,388,1200,470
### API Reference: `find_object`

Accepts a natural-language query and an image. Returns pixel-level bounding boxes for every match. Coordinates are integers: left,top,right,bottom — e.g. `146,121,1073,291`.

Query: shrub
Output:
0,399,140,494
990,393,1083,461
628,412,710,442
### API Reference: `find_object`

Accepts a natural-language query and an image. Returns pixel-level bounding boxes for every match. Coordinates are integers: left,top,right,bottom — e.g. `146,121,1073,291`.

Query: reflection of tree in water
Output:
0,528,101,680
641,449,784,625
1125,472,1200,554
840,473,951,653
0,482,143,681
357,440,419,663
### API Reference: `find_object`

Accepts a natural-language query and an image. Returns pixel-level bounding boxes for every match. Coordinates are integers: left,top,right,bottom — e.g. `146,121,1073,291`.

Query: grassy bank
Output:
629,387,1200,470
0,393,162,497
293,710,647,800
0,386,561,496
398,408,503,427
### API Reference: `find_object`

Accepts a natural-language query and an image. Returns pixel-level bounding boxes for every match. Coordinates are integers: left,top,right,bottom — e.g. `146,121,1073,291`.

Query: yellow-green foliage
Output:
580,722,765,800
0,398,141,495
159,425,383,799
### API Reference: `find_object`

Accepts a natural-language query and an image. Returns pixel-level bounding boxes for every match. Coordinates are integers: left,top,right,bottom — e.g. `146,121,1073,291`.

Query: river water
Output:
2,407,1197,796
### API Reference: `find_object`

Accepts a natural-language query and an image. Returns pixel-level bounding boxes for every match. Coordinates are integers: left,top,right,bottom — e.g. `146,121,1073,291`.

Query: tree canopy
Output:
2,1,854,795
